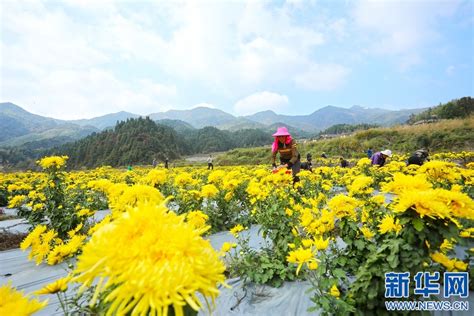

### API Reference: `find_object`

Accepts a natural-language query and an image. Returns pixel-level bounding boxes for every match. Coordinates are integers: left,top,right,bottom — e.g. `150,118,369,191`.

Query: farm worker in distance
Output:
407,149,430,166
271,127,301,181
301,153,313,172
340,157,349,168
367,148,373,158
371,149,392,167
207,155,214,170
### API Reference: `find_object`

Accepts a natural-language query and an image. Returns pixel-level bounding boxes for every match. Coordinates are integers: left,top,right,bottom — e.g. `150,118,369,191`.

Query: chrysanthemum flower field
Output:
0,152,473,315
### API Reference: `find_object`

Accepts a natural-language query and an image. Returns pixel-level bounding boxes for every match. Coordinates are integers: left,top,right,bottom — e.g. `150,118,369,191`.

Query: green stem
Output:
57,292,68,315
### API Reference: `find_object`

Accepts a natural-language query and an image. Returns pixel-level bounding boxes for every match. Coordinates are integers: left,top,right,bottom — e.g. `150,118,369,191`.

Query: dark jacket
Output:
340,159,349,168
407,150,429,166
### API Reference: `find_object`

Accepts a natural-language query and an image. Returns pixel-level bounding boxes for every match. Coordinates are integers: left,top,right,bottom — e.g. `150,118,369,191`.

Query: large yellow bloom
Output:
207,170,226,184
108,184,164,213
418,161,461,183
143,169,168,187
37,155,68,169
328,194,360,219
381,173,432,195
393,188,474,220
185,210,209,230
348,176,373,196
174,172,196,187
0,283,47,316
201,184,219,198
431,252,467,271
72,202,225,316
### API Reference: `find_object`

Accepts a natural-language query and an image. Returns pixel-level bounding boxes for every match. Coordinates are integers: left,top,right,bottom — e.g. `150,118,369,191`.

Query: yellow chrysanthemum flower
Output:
0,283,47,316
302,239,313,248
393,188,474,220
381,173,432,195
109,184,164,213
207,170,226,184
348,176,373,196
431,252,467,271
72,202,225,316
440,239,454,253
287,246,317,275
37,155,68,169
8,195,27,208
328,194,360,219
186,210,209,230
459,227,474,238
35,276,71,295
20,225,47,251
144,169,168,186
201,184,219,198
230,224,245,237
220,242,237,253
314,237,330,250
330,284,340,298
360,227,375,239
378,215,402,234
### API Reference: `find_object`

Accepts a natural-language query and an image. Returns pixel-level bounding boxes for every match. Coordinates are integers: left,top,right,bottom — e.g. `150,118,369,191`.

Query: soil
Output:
0,231,27,251
0,214,18,221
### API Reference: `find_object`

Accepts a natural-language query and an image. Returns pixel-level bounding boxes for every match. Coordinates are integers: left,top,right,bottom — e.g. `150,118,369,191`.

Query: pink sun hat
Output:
272,127,291,137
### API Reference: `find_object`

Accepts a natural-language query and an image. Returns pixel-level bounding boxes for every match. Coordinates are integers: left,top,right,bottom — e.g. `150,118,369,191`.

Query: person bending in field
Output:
407,149,430,166
371,149,392,167
271,127,301,181
301,153,313,172
340,157,349,168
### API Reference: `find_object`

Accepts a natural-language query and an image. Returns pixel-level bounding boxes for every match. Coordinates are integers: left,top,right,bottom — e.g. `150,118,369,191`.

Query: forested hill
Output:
47,117,274,168
53,117,184,168
407,97,473,123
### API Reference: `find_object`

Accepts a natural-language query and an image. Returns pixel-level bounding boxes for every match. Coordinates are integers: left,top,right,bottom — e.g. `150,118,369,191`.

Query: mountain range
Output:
0,102,425,149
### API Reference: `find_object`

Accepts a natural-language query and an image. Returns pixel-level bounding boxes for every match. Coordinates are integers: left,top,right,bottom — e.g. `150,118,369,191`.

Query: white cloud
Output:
352,0,462,69
234,91,289,116
2,68,176,119
1,0,346,113
293,63,350,91
7,0,462,117
445,65,455,76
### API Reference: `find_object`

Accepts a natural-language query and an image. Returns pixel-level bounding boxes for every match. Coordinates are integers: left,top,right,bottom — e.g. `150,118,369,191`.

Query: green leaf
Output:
307,306,319,312
354,239,365,250
412,218,424,232
333,269,346,279
387,254,399,269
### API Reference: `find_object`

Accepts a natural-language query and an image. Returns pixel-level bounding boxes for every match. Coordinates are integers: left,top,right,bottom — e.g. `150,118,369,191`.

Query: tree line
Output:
407,97,473,124
0,117,274,169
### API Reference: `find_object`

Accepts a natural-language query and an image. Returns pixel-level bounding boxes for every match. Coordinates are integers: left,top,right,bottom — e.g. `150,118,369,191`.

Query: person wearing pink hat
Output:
271,127,301,180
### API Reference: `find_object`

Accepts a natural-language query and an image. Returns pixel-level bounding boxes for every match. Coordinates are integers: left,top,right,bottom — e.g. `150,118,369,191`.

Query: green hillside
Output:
52,117,183,168
216,117,474,165
407,97,473,123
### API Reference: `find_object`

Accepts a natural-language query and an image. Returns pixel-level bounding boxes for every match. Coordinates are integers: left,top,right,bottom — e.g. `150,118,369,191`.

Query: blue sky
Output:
1,0,473,119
